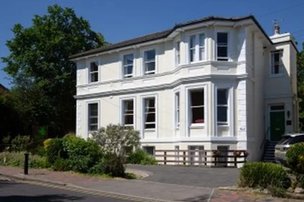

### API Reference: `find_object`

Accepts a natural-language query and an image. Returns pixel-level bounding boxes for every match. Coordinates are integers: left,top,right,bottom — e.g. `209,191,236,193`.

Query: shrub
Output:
11,135,30,152
53,158,70,171
102,154,125,177
0,152,49,168
30,155,49,168
239,162,291,190
45,138,66,164
286,143,304,173
127,149,157,165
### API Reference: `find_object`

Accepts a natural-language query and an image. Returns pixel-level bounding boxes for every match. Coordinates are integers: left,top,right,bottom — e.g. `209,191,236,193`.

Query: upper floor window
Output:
89,62,98,82
88,103,98,131
189,35,196,62
189,33,206,63
271,50,283,75
144,50,156,75
217,89,228,125
217,32,228,61
175,92,180,127
123,54,134,78
176,41,181,65
144,97,156,129
189,88,204,124
122,99,134,127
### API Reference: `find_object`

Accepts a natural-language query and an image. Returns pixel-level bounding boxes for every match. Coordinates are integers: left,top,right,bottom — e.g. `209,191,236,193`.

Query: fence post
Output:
24,152,29,175
183,151,186,165
164,151,167,165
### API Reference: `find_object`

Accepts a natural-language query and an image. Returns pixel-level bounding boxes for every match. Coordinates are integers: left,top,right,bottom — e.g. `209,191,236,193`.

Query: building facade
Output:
71,16,298,161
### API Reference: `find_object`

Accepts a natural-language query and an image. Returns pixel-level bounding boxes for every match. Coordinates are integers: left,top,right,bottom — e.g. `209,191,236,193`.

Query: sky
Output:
1,0,304,88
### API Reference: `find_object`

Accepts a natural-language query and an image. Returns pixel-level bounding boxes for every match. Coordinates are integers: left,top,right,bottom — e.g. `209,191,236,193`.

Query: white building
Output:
71,16,298,162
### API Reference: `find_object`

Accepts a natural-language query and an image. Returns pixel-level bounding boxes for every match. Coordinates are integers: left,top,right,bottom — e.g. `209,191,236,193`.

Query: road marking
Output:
207,188,214,202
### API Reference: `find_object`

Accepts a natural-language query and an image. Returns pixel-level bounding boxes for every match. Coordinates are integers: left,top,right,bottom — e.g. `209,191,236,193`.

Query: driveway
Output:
127,164,240,188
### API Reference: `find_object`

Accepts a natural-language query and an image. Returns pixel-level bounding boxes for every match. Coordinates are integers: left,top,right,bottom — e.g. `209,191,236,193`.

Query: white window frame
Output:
144,49,156,75
216,32,229,61
142,96,157,130
188,87,206,127
122,53,134,78
216,88,229,126
188,33,206,63
121,98,135,128
87,102,99,132
270,50,283,76
175,92,180,128
89,61,99,83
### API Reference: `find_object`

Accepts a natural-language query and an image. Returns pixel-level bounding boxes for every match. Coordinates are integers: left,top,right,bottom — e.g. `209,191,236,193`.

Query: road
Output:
0,179,130,202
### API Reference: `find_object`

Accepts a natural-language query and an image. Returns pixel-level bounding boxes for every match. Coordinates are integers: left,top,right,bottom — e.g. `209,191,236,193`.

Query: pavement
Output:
0,165,303,202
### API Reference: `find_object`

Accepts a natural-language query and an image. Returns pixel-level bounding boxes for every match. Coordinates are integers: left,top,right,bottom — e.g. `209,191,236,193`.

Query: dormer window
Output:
271,50,283,75
144,50,156,75
123,54,134,78
217,32,228,61
89,62,98,82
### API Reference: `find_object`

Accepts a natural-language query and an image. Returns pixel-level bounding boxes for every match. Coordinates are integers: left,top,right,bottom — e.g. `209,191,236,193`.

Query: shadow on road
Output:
0,194,83,202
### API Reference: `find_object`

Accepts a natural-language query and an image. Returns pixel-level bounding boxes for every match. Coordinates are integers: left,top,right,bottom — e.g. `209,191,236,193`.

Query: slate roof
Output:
70,15,269,59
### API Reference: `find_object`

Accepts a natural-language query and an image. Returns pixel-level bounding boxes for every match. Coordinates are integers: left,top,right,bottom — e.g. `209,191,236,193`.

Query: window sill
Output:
144,129,156,132
189,124,205,129
269,73,284,78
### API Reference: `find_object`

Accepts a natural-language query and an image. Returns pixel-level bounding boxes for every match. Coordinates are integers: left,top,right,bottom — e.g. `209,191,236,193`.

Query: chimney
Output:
274,20,280,35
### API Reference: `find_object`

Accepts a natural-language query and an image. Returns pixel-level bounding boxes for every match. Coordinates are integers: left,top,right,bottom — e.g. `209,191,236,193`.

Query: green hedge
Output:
127,149,157,165
0,152,49,168
286,143,304,173
239,162,291,190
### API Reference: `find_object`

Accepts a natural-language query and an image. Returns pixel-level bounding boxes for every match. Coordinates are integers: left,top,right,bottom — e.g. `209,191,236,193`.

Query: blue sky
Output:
1,0,304,88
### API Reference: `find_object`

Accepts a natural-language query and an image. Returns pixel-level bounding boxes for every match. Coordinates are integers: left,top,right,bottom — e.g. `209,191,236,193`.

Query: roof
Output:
70,15,270,60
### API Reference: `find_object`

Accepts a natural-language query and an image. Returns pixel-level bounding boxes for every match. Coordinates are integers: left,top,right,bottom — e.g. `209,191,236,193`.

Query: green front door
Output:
270,111,285,141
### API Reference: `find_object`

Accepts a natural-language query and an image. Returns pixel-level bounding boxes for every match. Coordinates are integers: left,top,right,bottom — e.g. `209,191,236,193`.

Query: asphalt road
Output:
0,179,130,202
127,164,240,187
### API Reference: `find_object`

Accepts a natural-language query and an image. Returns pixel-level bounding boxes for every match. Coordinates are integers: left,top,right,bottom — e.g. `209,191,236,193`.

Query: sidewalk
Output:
0,166,302,202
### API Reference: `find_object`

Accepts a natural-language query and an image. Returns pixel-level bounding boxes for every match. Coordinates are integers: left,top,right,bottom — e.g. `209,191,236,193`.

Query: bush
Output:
127,149,157,165
11,135,30,152
286,143,304,173
0,152,49,168
53,158,70,171
239,162,291,190
102,154,125,177
30,155,49,168
45,138,66,164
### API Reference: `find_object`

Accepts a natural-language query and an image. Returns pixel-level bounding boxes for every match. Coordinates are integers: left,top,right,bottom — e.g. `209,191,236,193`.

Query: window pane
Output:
144,98,155,129
89,104,98,116
218,47,228,57
123,100,134,126
192,107,204,123
190,35,195,48
217,106,227,122
124,115,134,125
91,72,98,82
124,66,133,76
145,123,155,129
191,89,204,106
145,62,155,72
90,62,98,72
217,33,228,44
124,54,134,65
145,50,155,61
88,103,98,131
217,89,228,105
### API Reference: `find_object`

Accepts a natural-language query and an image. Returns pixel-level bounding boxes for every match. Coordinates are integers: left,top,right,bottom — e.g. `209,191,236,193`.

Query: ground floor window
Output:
143,146,155,155
88,103,98,131
217,89,229,125
189,88,204,124
122,99,134,127
144,97,156,129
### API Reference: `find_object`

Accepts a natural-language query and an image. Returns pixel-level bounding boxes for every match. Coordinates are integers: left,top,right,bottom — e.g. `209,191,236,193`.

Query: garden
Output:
0,124,156,178
239,142,304,199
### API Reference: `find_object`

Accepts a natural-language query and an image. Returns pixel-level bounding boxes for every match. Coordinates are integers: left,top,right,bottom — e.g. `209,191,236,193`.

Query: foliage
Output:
297,47,304,130
239,162,291,190
101,154,125,177
91,124,140,158
0,152,48,168
298,174,304,189
11,135,30,152
1,4,105,137
286,143,304,173
127,149,157,165
45,135,102,173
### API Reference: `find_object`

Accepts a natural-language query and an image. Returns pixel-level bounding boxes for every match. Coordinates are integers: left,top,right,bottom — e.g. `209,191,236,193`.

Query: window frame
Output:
122,53,134,78
216,32,229,61
144,49,156,75
121,99,135,128
188,88,205,126
88,102,99,132
89,61,99,83
270,50,283,76
217,88,229,126
188,33,206,63
175,92,180,128
175,41,181,65
143,96,156,130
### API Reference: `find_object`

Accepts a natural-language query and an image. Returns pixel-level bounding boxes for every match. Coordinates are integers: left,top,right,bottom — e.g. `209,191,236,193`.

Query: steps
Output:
262,141,277,162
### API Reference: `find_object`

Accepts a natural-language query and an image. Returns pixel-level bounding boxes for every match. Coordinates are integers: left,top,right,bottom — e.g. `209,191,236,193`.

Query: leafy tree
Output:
2,5,105,137
297,44,304,130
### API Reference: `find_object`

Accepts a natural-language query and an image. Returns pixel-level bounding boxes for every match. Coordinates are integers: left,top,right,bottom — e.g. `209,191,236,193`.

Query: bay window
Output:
144,97,156,129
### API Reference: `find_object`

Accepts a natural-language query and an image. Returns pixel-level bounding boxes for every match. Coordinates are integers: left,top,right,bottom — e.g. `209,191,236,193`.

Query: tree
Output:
297,44,304,130
2,5,105,137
